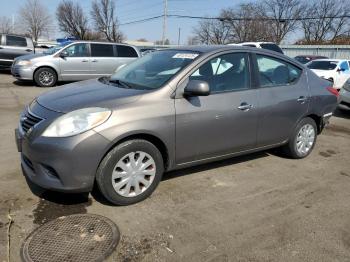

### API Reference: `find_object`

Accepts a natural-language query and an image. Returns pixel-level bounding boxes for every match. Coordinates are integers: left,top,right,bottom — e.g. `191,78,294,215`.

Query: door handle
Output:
91,59,98,62
237,102,253,111
82,59,89,62
25,49,32,52
297,96,307,103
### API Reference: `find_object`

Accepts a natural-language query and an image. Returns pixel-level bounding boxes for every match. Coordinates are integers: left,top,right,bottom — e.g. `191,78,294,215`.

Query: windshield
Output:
110,50,200,90
260,43,284,54
43,45,66,55
307,61,338,70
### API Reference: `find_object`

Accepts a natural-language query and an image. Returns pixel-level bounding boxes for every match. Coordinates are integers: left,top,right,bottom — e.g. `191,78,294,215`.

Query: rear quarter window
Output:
116,45,138,57
6,35,27,47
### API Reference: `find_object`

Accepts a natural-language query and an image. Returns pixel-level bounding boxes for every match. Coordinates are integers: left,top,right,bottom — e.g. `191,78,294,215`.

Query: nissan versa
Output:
16,46,338,205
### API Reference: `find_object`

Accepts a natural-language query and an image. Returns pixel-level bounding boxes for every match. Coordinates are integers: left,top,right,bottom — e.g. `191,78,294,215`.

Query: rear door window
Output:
91,44,114,57
116,45,138,57
6,35,27,47
256,55,302,87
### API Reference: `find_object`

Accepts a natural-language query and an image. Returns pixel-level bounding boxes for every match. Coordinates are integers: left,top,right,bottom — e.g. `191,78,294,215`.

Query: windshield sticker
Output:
172,53,198,59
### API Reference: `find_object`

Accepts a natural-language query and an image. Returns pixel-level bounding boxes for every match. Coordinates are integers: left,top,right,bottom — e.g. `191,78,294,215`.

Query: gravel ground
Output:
0,71,350,262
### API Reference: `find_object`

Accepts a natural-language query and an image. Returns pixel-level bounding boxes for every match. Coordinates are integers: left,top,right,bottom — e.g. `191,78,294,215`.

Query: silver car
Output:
16,46,338,205
339,79,350,110
11,41,140,87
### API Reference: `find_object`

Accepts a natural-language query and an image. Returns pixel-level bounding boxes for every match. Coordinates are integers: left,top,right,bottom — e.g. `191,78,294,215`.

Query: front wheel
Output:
96,139,164,205
281,117,317,159
34,67,57,87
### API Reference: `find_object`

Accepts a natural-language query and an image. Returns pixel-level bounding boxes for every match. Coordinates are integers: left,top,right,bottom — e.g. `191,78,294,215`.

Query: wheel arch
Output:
101,132,171,172
34,66,58,81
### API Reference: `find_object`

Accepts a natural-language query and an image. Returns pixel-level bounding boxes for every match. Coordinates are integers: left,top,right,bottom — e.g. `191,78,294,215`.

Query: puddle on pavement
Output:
32,191,92,225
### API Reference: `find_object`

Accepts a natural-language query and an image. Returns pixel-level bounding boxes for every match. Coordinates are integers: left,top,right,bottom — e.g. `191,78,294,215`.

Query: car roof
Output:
309,59,343,62
69,41,137,47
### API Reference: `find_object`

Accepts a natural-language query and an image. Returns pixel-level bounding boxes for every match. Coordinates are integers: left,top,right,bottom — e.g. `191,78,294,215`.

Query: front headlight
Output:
17,60,32,66
42,107,111,137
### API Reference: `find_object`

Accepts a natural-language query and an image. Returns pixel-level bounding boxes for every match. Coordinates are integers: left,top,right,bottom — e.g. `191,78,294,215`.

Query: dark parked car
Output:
0,33,34,69
16,46,338,205
294,55,328,64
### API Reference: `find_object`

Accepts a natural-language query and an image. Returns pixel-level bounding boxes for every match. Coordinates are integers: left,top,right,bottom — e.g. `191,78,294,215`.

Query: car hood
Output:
16,53,47,61
36,79,147,113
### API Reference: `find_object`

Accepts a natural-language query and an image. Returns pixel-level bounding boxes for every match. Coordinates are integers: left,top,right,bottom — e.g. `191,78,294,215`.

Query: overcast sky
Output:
1,0,300,44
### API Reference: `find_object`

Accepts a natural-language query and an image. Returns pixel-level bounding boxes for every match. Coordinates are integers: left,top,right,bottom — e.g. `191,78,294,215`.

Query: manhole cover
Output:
21,214,120,262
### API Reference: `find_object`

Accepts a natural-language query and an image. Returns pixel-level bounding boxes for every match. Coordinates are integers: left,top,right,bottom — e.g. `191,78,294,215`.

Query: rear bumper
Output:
11,65,34,80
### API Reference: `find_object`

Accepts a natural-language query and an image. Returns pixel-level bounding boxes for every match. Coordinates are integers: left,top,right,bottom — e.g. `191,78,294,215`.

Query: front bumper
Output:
16,103,111,193
11,65,35,80
338,88,350,110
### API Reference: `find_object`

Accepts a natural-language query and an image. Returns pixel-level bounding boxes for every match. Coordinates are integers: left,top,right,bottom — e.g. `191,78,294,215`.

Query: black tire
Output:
34,67,57,87
96,139,164,205
281,117,317,159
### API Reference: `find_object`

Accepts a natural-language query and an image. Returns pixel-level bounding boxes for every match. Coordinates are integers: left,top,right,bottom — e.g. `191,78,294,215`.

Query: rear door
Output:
253,53,308,146
0,35,32,67
90,43,117,77
59,43,91,81
175,52,258,164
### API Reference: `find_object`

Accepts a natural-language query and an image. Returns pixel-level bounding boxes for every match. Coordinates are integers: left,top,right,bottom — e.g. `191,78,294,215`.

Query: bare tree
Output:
0,16,13,34
18,0,51,41
261,0,303,44
193,18,231,44
56,0,89,40
300,0,350,44
91,0,124,42
221,3,274,43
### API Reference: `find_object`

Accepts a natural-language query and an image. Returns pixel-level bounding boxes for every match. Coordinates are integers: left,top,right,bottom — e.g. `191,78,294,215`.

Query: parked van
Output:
11,41,140,87
0,34,34,69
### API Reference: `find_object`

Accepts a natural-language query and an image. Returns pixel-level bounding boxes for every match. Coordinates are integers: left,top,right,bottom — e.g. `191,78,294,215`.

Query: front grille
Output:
20,109,43,133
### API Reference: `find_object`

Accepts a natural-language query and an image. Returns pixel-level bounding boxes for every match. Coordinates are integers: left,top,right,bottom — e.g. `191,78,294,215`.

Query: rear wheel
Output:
281,117,317,159
96,139,164,205
34,67,57,87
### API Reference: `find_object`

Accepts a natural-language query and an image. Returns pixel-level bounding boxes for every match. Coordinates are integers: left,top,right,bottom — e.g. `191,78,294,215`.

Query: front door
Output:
59,43,91,81
253,54,309,147
175,52,258,164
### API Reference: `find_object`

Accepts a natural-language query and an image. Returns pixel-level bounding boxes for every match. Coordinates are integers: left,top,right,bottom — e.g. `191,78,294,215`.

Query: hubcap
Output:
39,71,54,86
296,124,315,156
111,151,156,197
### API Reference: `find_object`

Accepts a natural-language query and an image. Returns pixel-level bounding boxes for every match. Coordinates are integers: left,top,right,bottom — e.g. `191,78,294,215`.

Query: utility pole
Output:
177,27,181,45
162,0,168,45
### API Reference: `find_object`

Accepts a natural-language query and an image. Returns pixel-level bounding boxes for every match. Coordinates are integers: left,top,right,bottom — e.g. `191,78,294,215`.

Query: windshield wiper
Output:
109,79,132,89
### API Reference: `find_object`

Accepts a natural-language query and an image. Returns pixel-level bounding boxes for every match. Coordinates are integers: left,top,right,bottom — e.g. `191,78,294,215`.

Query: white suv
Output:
228,42,284,54
306,59,350,90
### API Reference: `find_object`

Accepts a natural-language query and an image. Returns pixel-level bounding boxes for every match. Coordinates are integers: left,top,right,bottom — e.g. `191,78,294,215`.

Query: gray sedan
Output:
16,46,338,205
339,79,350,111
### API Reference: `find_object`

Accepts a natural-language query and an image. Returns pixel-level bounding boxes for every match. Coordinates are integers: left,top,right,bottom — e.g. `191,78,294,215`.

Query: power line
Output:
118,13,350,27
119,15,164,26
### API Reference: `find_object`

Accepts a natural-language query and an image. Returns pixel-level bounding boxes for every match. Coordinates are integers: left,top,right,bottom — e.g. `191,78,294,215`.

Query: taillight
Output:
326,87,339,97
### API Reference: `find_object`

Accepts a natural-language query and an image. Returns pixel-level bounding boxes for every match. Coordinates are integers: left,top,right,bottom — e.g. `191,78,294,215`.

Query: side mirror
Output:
59,50,68,58
337,67,345,72
184,80,210,97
